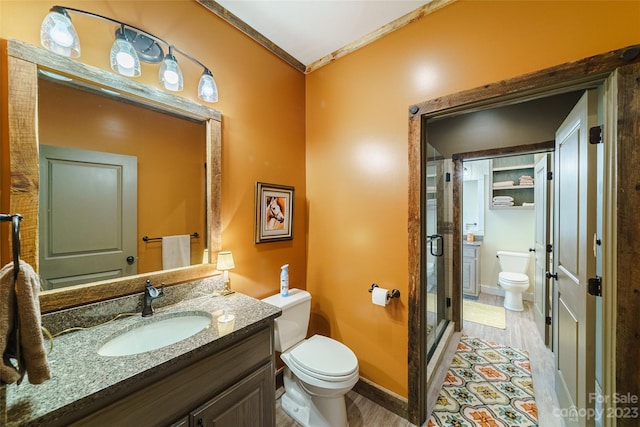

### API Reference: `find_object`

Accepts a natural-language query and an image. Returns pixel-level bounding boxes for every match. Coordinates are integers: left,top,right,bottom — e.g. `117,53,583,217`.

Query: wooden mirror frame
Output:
1,39,222,313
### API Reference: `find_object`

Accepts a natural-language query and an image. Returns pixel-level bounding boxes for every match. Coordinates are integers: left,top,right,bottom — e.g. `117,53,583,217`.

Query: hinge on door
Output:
547,171,553,180
545,316,552,325
446,297,451,308
445,172,451,182
546,244,553,253
588,276,602,297
589,125,603,144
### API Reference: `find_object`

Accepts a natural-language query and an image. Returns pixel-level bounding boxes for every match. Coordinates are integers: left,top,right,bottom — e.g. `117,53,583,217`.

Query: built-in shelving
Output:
490,154,535,209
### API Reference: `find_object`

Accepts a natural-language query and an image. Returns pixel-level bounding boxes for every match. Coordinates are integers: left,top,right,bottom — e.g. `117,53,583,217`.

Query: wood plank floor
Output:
276,389,414,426
277,293,563,426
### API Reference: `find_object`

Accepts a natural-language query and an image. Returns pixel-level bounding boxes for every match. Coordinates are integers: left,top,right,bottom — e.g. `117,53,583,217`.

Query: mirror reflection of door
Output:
39,145,137,289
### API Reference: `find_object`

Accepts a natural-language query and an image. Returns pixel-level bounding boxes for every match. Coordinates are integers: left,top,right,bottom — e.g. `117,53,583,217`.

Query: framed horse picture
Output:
255,182,294,243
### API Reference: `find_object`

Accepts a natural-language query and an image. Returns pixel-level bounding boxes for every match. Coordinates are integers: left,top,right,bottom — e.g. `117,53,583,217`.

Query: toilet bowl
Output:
496,251,530,312
262,289,359,427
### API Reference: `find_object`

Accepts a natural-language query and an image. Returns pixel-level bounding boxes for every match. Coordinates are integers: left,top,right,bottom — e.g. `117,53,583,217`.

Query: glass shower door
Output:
426,144,447,358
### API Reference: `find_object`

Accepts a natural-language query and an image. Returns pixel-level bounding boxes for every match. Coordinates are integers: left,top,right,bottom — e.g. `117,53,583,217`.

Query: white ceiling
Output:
214,0,432,67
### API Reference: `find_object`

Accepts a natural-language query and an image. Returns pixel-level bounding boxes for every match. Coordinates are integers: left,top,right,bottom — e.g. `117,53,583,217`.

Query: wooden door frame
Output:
408,45,640,425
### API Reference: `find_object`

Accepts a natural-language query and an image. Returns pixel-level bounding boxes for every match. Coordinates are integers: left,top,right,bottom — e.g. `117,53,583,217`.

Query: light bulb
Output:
40,8,80,58
198,70,218,103
159,51,183,92
110,32,141,77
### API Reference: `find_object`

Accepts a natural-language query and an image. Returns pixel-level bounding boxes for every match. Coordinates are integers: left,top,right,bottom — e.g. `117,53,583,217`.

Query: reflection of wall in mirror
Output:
38,78,207,274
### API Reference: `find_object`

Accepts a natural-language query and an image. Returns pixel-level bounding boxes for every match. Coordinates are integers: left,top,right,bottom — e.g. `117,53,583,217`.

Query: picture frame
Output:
255,182,294,243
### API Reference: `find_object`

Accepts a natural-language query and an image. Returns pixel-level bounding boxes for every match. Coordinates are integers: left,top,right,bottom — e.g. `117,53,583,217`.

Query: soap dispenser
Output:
280,264,289,297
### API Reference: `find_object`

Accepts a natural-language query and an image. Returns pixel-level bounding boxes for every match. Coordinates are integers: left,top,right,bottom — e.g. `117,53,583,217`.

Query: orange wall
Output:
305,0,640,397
0,1,307,298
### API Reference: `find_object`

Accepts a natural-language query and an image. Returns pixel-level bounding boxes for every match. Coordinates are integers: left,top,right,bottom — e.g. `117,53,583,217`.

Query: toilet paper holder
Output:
368,283,400,301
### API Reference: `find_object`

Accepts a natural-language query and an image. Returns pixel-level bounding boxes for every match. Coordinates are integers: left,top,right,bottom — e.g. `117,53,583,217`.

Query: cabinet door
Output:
462,257,476,295
191,363,274,427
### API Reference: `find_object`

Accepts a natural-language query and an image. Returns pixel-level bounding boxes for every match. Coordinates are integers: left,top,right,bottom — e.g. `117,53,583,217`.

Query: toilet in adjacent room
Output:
496,250,531,311
262,289,359,427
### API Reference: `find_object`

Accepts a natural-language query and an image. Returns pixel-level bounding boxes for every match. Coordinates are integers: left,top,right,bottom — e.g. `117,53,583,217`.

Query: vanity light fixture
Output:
216,251,236,296
40,5,219,103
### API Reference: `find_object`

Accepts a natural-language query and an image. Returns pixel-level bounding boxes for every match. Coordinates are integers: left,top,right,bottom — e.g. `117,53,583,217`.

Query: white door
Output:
533,154,551,346
553,91,597,427
39,145,138,289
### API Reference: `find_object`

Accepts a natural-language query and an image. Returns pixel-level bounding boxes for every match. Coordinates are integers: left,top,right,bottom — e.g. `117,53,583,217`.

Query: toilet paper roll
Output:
372,287,389,307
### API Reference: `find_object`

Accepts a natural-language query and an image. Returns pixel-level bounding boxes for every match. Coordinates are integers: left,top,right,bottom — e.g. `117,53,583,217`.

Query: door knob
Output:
126,256,135,265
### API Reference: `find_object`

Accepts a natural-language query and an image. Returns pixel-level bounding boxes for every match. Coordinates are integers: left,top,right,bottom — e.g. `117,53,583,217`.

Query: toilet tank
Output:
261,289,311,352
496,250,530,273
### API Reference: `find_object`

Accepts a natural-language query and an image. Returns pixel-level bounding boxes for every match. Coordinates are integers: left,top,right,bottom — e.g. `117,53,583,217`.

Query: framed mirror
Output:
2,39,222,312
462,176,485,236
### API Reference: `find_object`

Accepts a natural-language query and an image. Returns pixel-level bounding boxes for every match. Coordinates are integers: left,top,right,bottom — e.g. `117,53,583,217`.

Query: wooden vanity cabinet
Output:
190,363,273,426
69,324,275,427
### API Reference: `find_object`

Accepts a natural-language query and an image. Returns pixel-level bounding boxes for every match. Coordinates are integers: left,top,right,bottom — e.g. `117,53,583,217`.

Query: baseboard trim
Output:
352,376,408,419
480,285,534,302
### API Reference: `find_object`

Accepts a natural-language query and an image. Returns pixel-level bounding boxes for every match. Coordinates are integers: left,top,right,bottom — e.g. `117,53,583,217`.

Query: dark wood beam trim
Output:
407,112,424,425
410,44,640,118
616,61,640,424
196,0,306,74
451,140,555,161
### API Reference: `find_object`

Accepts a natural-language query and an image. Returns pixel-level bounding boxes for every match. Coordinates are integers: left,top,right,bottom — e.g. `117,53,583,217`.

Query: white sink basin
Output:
98,311,212,357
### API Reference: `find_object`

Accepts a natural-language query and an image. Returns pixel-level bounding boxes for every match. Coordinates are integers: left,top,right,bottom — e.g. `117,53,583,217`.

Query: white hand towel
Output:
162,235,190,269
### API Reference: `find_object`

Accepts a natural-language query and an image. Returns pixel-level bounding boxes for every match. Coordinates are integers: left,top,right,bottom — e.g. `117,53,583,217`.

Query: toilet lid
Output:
499,272,529,283
289,335,358,379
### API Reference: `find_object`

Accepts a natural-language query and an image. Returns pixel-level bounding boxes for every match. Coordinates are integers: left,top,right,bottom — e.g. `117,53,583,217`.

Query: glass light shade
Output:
40,9,80,58
159,53,183,92
110,36,141,77
198,70,218,103
216,251,235,271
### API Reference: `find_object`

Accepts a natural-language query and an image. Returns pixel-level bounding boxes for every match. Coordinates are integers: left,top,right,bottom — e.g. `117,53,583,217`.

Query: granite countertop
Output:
5,288,281,426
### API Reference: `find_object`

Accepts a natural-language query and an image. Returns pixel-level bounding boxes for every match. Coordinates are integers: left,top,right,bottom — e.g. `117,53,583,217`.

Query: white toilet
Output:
496,250,530,311
262,289,359,427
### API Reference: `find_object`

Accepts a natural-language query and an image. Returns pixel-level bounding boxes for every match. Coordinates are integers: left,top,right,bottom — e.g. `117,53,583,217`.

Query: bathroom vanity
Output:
4,283,281,427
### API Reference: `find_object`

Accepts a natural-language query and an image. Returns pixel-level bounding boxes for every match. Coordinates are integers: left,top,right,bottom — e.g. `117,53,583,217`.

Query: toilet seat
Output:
499,272,529,284
288,335,358,382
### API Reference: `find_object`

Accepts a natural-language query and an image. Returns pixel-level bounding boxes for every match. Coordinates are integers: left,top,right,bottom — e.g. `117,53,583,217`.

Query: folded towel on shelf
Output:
162,235,191,269
519,175,534,186
0,261,51,385
522,202,535,207
492,200,515,206
493,196,514,202
492,180,514,188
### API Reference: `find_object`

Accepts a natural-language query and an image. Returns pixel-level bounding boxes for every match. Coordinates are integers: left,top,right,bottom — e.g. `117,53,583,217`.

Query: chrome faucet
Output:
142,280,165,317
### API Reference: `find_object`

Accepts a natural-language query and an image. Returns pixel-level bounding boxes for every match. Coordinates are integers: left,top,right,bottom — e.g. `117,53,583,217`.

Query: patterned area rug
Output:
428,335,538,426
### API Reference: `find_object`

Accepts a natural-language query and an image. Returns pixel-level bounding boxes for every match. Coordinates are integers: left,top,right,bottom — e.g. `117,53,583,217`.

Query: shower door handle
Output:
429,234,444,257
